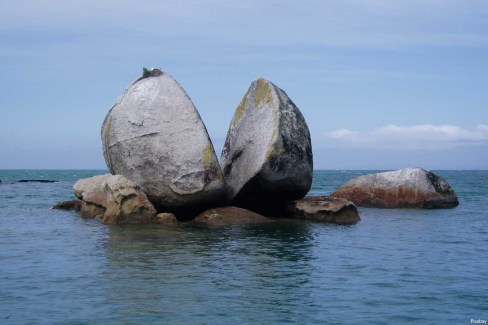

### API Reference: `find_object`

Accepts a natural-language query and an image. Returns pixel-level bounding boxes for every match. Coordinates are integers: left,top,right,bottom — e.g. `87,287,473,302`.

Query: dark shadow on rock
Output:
52,200,82,212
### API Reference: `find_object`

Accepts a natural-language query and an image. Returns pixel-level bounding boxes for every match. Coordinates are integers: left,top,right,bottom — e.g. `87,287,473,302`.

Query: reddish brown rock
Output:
194,206,272,227
285,196,360,224
331,168,459,209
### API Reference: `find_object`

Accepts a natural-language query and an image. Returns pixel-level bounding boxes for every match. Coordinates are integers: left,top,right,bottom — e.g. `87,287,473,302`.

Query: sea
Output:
0,169,487,324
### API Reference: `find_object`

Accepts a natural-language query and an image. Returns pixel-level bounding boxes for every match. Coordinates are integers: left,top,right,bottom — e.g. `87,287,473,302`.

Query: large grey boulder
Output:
101,69,227,212
73,174,157,224
221,78,312,206
331,168,459,209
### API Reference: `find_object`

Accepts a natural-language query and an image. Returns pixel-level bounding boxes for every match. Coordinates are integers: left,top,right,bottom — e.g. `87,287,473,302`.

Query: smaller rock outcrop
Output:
156,213,178,225
52,200,82,212
194,206,272,227
285,196,360,224
73,174,157,224
221,78,313,207
331,168,459,209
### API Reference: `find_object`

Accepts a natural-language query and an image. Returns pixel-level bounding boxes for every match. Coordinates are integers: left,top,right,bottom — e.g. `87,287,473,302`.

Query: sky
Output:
1,0,487,170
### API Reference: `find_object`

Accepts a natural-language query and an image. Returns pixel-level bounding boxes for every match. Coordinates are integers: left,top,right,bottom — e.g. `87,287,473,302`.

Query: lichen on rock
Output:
221,78,312,208
101,69,228,213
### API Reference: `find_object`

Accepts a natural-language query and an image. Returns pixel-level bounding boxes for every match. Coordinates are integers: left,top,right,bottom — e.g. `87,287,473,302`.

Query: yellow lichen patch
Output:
264,128,277,159
231,89,250,127
202,144,223,179
254,78,274,107
265,147,275,160
203,144,217,167
202,144,222,178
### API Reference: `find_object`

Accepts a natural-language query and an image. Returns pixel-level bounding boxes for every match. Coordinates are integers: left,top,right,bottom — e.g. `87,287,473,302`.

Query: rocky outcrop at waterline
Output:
193,206,273,227
50,67,466,226
52,200,81,212
285,196,360,224
331,168,459,209
73,174,157,224
101,68,228,214
156,213,178,226
220,78,313,208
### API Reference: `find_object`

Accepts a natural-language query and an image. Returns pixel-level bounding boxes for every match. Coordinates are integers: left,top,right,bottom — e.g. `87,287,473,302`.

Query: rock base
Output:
285,196,360,225
52,200,82,212
194,206,273,227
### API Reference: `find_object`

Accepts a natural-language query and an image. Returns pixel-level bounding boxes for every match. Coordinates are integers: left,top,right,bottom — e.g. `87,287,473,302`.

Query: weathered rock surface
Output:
52,200,82,212
156,212,178,225
102,69,227,213
221,78,312,206
285,196,360,224
331,168,459,209
73,174,157,224
194,206,272,227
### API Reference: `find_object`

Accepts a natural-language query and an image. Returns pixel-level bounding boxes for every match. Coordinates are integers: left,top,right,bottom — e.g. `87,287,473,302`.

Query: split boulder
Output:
221,78,312,206
102,69,227,213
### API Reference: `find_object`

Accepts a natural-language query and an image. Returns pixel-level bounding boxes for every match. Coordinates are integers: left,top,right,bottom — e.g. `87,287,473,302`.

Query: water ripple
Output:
1,170,488,324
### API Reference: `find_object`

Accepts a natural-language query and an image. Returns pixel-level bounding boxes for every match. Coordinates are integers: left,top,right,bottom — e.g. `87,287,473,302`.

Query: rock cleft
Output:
221,78,312,208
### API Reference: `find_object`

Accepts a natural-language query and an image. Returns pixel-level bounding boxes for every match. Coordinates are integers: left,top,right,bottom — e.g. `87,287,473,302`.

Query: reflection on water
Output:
101,221,318,324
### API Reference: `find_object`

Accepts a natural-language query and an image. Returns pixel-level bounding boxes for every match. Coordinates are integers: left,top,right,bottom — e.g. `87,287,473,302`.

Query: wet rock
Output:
221,78,312,207
73,174,157,224
156,212,178,225
52,200,82,212
285,196,360,224
194,206,272,227
102,68,227,213
331,168,459,209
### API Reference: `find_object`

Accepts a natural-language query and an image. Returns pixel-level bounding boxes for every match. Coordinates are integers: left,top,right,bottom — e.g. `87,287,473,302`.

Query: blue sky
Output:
1,0,487,169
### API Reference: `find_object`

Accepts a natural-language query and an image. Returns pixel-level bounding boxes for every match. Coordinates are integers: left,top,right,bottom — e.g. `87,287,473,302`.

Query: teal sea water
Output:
0,170,487,324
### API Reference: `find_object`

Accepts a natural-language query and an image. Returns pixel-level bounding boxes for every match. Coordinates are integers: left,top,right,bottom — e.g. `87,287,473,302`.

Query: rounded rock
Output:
331,168,459,209
221,78,312,206
102,69,227,212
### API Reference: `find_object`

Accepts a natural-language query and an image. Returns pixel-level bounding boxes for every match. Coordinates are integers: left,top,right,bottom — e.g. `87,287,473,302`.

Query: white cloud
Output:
318,124,488,150
327,129,359,139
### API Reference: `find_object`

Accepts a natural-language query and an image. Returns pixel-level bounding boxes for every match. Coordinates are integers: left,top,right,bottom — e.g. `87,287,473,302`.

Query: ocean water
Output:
0,170,487,324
